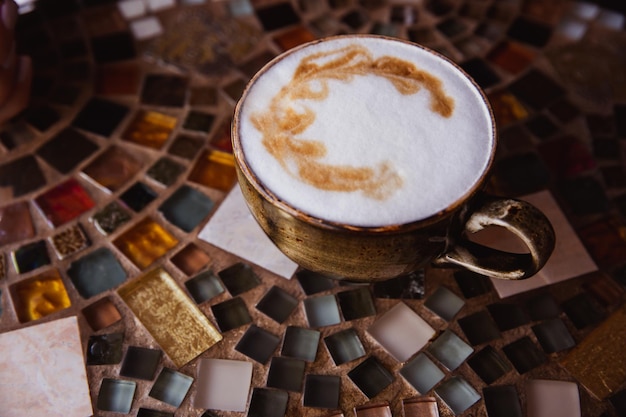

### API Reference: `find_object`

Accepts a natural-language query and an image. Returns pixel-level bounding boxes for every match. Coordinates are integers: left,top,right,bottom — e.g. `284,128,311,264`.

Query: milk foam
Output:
237,36,494,227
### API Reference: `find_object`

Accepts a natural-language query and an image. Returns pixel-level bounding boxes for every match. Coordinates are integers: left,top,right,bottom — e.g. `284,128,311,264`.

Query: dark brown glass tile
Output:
120,182,158,212
211,297,252,332
562,292,606,329
256,286,298,324
538,135,596,179
120,346,162,380
248,388,288,417
183,111,215,133
578,218,626,269
295,269,336,295
0,155,46,197
509,70,566,110
141,74,189,107
189,86,218,107
96,62,142,96
337,287,376,320
502,336,547,374
458,310,501,345
281,326,321,362
185,270,224,304
532,318,576,353
24,105,62,132
525,114,559,139
487,302,529,331
303,374,340,409
147,157,185,186
584,273,624,307
171,244,210,276
507,17,552,47
255,2,300,31
267,356,305,392
235,325,280,364
467,345,512,384
483,385,522,417
87,333,124,365
91,32,136,63
168,134,204,160
72,97,130,137
82,297,122,331
459,58,500,89
0,201,35,246
453,270,492,298
491,152,550,195
526,293,561,321
82,146,142,192
557,176,609,215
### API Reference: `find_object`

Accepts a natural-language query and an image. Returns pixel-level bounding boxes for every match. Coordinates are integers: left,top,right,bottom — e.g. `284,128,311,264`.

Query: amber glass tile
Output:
0,155,46,197
82,146,142,192
188,149,238,192
34,178,96,227
0,201,35,246
50,224,90,259
82,296,122,331
92,202,132,235
114,218,179,269
487,90,529,127
210,119,233,153
122,110,177,149
10,269,71,322
96,62,142,96
171,244,210,276
273,26,316,51
36,128,98,174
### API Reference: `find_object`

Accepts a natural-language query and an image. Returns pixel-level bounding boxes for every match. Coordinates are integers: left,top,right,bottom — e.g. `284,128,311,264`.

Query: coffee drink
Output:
236,36,494,227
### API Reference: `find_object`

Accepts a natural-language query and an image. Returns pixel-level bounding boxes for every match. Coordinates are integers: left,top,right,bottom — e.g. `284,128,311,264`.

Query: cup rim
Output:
232,34,497,233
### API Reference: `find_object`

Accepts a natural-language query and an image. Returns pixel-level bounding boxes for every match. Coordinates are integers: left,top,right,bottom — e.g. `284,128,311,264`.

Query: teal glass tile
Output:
281,326,320,362
185,270,224,304
435,377,481,415
400,353,445,394
256,285,298,324
304,294,341,327
427,330,474,371
12,240,50,273
149,368,194,407
324,328,366,365
87,333,124,365
424,286,465,321
67,247,127,298
97,378,136,413
159,185,214,232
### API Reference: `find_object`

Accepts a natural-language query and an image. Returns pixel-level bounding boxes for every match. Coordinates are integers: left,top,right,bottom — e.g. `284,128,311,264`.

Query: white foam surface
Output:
238,36,494,226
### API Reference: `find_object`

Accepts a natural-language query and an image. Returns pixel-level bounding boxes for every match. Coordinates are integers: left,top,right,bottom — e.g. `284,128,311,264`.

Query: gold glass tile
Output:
487,90,529,127
10,269,72,323
122,110,178,149
561,303,626,399
118,267,222,367
50,224,90,259
188,149,237,192
113,218,179,269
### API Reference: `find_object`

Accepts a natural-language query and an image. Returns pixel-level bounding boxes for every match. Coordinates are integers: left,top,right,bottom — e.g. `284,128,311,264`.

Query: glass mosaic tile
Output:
149,368,193,407
281,326,320,362
507,17,552,47
538,135,596,179
122,111,177,151
92,201,132,235
95,62,142,96
584,273,625,306
526,114,559,139
578,218,626,269
372,270,425,299
91,32,136,63
255,2,299,31
50,224,90,259
527,379,581,417
526,293,562,320
437,18,467,38
189,86,217,107
400,353,445,394
218,262,260,295
113,217,179,269
483,385,522,417
83,146,142,193
209,118,233,153
0,121,36,150
348,356,394,399
140,74,189,107
562,292,606,329
402,397,439,417
82,296,122,331
458,310,501,345
159,185,214,232
12,240,50,273
235,325,281,364
453,270,491,298
195,358,253,412
424,286,464,321
324,328,366,365
72,97,130,137
0,201,35,246
491,152,550,195
267,356,306,392
355,402,393,417
0,155,46,197
502,336,547,374
532,318,575,353
68,247,127,298
120,346,162,380
182,110,215,133
137,409,173,417
171,243,210,276
557,176,610,215
118,267,222,367
188,149,238,192
24,105,61,132
34,178,95,227
211,297,252,331
295,269,336,295
487,302,529,331
10,269,71,322
336,287,376,320
168,134,204,160
435,377,481,415
256,285,298,324
273,26,316,51
487,90,529,127
130,16,163,40
487,41,535,74
428,330,474,371
609,390,626,417
248,388,289,417
467,345,512,384
593,137,621,159
222,79,247,103
185,270,224,303
509,69,566,110
238,50,276,78
87,333,124,365
120,182,158,212
368,302,435,362
97,378,136,413
341,9,368,29
304,294,342,328
303,374,341,409
36,128,98,174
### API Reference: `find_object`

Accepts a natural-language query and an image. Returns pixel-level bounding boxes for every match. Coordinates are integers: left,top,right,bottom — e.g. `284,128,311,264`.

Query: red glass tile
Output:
34,179,96,227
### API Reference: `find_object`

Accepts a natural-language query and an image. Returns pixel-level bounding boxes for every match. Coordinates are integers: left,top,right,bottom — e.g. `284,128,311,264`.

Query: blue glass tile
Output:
149,368,194,407
67,248,127,298
185,270,224,304
120,182,158,212
159,186,214,232
12,240,50,273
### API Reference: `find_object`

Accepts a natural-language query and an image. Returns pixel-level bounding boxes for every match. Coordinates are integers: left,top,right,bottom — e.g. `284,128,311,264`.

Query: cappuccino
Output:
235,36,495,227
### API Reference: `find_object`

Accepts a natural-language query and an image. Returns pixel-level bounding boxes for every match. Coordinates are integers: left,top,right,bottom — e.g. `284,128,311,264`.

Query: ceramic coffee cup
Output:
232,35,555,282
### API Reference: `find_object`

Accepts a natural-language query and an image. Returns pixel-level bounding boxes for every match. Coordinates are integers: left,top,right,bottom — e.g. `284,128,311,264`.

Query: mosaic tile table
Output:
1,0,626,416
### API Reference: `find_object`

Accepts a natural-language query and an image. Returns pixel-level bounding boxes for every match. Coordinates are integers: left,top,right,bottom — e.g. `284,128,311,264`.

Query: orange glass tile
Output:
82,297,122,331
487,90,529,127
487,41,536,75
171,243,211,276
113,217,179,269
273,26,316,51
188,149,238,192
122,110,178,149
82,146,142,192
96,62,142,96
10,269,72,323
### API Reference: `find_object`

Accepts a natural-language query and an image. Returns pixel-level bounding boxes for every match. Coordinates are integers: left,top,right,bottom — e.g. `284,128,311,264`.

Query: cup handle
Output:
432,195,556,280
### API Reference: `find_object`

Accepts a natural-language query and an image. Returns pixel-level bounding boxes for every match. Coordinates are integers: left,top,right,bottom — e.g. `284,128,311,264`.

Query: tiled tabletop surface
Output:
1,0,626,416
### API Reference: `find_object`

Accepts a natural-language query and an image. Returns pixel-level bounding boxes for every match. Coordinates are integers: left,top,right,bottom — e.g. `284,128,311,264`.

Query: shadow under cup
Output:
231,35,555,282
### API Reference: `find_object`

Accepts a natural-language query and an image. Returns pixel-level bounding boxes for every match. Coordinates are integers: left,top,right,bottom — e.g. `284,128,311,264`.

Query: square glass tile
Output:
122,110,177,149
400,353,445,394
82,146,142,192
68,247,127,298
267,356,306,392
508,69,565,110
171,243,210,276
324,328,366,365
218,262,260,295
532,318,576,353
458,310,501,345
159,185,214,232
295,269,336,295
91,32,136,63
72,97,129,137
562,292,606,329
149,368,194,407
195,358,253,412
526,293,562,320
188,149,238,192
185,270,224,303
50,224,90,259
248,388,289,417
256,285,298,323
87,333,124,365
140,74,188,107
371,270,425,299
113,218,178,269
12,240,50,273
348,356,394,399
183,111,215,132
281,326,321,362
11,269,71,322
435,377,481,415
527,379,581,417
467,345,512,384
120,182,158,212
36,128,98,174
424,286,465,321
507,17,553,47
211,297,252,331
25,105,61,132
168,134,204,160
502,336,547,374
255,2,300,31
97,378,136,413
402,397,439,417
427,330,474,371
147,157,185,186
82,296,122,331
95,62,142,96
235,325,280,364
189,86,217,106
304,294,341,328
487,302,530,331
92,201,132,235
337,287,376,320
303,374,340,409
120,346,162,380
0,201,35,246
483,385,523,417
34,178,95,227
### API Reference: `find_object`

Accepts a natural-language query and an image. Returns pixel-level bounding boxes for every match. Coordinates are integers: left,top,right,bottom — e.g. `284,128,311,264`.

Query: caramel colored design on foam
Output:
250,43,455,200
